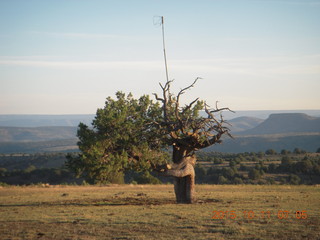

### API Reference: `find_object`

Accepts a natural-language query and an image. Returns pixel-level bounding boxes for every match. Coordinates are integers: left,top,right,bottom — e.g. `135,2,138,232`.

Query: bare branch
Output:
173,78,202,134
176,77,201,104
152,93,164,102
154,77,234,149
209,101,235,114
182,97,199,115
210,107,235,114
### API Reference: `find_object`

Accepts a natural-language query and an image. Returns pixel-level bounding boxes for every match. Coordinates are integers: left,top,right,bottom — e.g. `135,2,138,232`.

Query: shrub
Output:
248,169,261,180
214,158,224,164
233,177,243,184
195,165,206,178
229,160,237,167
289,174,301,185
222,167,236,179
265,149,277,155
281,156,293,165
281,149,290,155
268,163,277,173
218,175,229,184
239,164,247,171
134,171,162,184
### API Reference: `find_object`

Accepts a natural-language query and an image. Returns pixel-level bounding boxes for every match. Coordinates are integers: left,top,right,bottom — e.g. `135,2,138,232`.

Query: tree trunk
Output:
170,145,196,204
173,173,195,203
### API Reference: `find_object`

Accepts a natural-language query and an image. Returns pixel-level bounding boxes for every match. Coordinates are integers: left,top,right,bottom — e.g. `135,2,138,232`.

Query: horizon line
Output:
1,109,320,116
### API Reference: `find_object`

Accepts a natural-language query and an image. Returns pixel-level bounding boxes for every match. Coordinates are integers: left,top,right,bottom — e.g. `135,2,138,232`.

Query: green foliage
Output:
195,164,206,178
2,149,319,186
0,168,7,177
194,164,207,183
281,149,290,155
289,174,301,185
66,92,168,184
133,171,162,184
218,175,229,184
293,147,306,154
248,169,261,180
222,167,236,179
281,156,293,166
0,181,9,187
233,177,244,184
0,166,77,185
268,163,277,172
239,164,247,171
229,160,238,167
0,153,68,171
265,149,277,155
24,165,37,174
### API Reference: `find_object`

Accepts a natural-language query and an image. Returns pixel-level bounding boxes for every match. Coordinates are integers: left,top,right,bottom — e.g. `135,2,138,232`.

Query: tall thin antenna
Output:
161,16,169,82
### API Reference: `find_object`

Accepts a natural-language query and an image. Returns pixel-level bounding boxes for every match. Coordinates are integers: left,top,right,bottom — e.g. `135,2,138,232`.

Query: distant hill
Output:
228,116,264,132
0,139,78,154
239,113,320,135
209,113,320,153
0,126,78,142
0,114,94,127
1,111,320,127
206,133,320,153
0,112,320,154
0,126,79,153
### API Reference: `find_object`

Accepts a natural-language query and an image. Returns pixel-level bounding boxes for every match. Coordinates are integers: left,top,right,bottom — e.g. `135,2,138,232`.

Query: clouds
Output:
0,57,162,70
1,54,319,77
30,31,129,40
0,54,320,71
0,0,319,114
2,53,319,112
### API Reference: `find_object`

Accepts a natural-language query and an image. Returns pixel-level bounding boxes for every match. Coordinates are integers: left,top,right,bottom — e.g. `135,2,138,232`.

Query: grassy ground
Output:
0,184,319,240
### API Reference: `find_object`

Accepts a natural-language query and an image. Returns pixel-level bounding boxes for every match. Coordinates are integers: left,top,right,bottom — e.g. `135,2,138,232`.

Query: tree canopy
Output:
66,92,167,184
67,79,233,202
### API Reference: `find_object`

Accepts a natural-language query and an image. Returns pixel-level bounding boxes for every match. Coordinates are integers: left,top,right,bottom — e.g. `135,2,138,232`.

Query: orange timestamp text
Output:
212,210,308,220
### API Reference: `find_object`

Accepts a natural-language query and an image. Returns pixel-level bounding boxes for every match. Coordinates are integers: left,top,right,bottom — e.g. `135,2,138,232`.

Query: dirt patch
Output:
0,197,222,207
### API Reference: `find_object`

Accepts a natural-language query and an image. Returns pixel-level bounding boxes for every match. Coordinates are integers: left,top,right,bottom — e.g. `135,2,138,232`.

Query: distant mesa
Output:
228,116,264,132
238,113,320,135
0,112,320,154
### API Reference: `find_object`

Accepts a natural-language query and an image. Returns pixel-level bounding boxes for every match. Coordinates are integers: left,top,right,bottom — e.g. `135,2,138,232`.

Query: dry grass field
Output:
0,184,319,240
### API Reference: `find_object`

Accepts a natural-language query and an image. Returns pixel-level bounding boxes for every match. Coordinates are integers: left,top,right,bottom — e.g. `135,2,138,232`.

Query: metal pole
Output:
161,16,169,82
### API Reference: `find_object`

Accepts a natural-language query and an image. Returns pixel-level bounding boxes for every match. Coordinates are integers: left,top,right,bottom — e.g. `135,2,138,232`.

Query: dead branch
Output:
176,77,201,104
154,78,234,149
182,97,199,115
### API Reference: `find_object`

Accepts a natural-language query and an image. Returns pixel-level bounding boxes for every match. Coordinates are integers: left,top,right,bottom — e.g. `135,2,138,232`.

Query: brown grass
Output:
0,184,319,240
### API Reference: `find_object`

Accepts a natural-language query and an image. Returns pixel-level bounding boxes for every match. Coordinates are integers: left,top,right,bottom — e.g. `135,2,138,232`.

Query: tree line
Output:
1,150,319,186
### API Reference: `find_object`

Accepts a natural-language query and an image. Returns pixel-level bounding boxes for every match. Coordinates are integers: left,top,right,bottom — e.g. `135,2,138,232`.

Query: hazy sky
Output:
1,0,319,114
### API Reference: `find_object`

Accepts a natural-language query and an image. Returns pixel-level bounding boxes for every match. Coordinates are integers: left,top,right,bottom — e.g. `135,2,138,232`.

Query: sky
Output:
0,0,319,114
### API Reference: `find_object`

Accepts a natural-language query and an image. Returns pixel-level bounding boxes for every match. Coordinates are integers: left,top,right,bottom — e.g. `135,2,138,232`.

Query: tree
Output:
248,168,261,180
293,147,306,154
289,174,301,185
218,175,229,184
281,156,293,165
66,92,167,184
265,149,277,155
281,149,290,155
67,79,232,203
154,78,233,203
